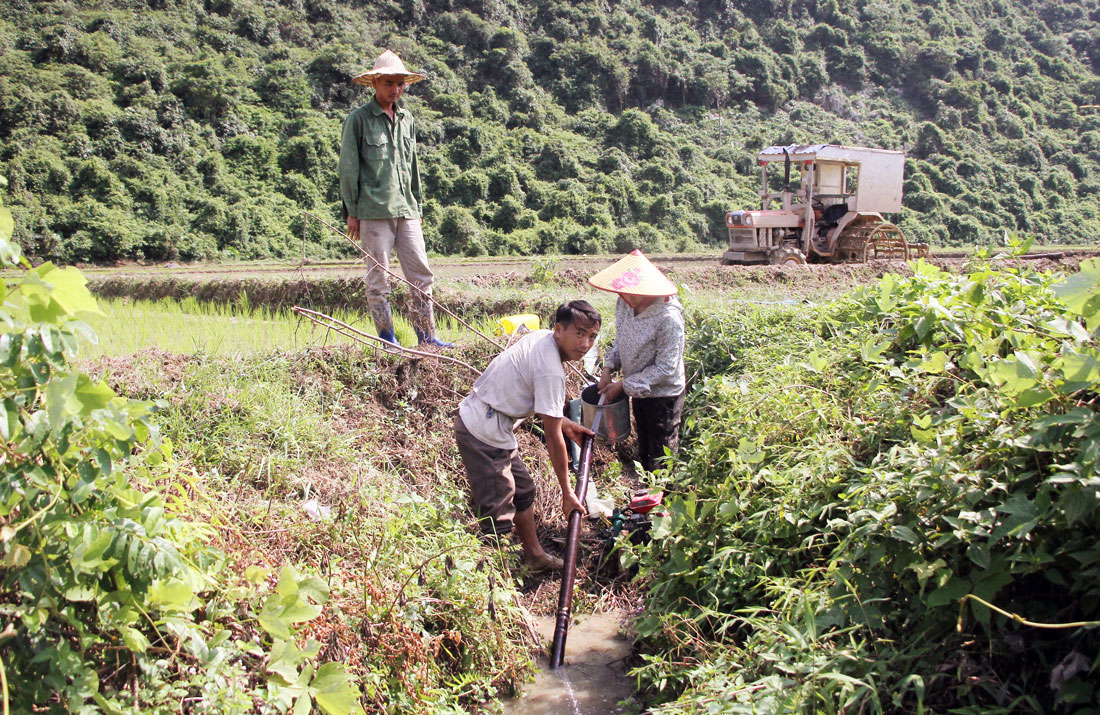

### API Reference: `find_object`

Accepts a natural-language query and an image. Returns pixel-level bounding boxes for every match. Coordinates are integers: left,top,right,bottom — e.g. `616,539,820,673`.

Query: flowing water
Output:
502,612,635,714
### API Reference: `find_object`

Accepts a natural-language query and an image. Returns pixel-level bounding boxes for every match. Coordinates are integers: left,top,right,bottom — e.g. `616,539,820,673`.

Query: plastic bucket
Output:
494,314,540,336
581,384,631,444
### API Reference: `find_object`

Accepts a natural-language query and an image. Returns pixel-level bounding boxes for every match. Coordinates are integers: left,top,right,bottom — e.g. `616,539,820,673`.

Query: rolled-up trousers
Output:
358,218,435,334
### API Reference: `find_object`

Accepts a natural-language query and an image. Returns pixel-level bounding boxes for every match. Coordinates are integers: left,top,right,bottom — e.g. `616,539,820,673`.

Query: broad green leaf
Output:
891,525,920,544
967,542,991,569
268,638,309,683
245,565,271,585
917,351,948,374
311,662,365,715
875,273,897,312
95,448,112,476
120,626,151,654
4,543,31,568
859,337,889,363
802,350,828,373
0,333,21,366
258,593,322,640
293,690,313,715
926,576,969,608
736,437,765,464
276,564,303,597
45,371,78,434
1054,258,1100,320
987,354,1038,395
1016,388,1054,408
1059,352,1100,392
71,530,117,574
906,558,946,588
63,584,97,602
149,579,198,612
258,597,294,641
73,376,116,414
297,575,330,607
0,398,20,441
37,265,104,318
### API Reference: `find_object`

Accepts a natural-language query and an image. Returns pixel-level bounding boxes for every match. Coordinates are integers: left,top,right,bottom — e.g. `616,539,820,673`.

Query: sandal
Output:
527,553,564,573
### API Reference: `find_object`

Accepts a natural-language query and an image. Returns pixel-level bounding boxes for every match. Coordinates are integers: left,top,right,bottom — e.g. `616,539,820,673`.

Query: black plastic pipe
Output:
550,394,605,669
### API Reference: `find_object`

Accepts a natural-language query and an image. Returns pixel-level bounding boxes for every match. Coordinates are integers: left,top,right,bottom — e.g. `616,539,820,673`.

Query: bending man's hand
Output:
598,379,625,403
561,418,594,446
346,216,359,238
562,489,586,519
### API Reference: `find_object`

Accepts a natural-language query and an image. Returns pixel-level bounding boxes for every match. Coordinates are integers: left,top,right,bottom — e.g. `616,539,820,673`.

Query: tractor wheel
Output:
835,229,872,263
769,246,806,266
867,223,908,260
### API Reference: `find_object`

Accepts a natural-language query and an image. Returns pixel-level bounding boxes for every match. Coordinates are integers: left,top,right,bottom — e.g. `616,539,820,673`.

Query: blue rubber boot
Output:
415,328,454,348
377,328,400,346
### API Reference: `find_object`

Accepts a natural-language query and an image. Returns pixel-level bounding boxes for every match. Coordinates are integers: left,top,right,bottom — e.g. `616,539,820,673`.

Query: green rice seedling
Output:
81,297,387,358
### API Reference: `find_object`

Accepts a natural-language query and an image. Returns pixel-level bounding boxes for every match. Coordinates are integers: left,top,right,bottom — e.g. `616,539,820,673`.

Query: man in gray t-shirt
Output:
454,301,601,572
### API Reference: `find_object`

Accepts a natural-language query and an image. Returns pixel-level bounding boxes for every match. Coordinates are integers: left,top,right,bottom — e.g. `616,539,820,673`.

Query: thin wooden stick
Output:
304,211,505,350
958,594,1100,631
293,306,481,375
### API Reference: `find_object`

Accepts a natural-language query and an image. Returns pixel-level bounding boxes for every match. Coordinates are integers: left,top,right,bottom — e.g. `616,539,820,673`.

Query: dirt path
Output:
72,248,1097,283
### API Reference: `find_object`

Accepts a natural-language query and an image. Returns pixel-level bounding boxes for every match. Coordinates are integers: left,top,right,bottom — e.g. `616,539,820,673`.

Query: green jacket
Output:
338,99,422,220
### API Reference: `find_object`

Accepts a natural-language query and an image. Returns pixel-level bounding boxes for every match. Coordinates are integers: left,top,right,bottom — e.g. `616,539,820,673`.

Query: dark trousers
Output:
632,391,686,473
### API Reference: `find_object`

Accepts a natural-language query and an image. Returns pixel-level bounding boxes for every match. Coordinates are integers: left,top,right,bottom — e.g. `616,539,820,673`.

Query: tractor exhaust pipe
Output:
783,147,791,192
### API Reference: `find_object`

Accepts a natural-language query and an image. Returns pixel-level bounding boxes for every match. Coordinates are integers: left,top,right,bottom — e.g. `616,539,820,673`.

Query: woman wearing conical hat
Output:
589,250,686,473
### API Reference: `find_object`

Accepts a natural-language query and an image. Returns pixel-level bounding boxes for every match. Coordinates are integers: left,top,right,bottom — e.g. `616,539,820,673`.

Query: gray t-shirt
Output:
458,330,566,449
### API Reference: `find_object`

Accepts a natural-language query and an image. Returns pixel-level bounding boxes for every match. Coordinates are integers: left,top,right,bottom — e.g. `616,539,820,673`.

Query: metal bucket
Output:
580,384,631,444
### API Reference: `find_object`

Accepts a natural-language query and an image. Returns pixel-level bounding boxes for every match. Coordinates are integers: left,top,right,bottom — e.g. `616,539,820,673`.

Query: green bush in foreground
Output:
0,199,530,712
632,243,1100,712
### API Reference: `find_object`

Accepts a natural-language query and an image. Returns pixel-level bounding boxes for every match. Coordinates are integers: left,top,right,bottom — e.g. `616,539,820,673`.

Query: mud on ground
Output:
88,251,1099,319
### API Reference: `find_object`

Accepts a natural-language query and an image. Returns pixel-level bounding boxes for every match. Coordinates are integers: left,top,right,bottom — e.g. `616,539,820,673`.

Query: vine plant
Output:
0,185,362,712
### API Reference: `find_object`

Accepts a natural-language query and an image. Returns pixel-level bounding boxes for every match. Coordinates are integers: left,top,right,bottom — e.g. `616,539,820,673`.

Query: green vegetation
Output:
0,198,536,711
628,243,1100,711
76,296,472,358
2,0,1100,264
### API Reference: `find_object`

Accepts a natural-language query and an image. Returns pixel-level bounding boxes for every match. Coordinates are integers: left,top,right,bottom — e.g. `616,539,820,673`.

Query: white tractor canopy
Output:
757,144,904,213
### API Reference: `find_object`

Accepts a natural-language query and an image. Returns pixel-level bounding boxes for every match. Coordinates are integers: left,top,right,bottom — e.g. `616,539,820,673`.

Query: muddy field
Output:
76,247,1095,283
84,250,1099,323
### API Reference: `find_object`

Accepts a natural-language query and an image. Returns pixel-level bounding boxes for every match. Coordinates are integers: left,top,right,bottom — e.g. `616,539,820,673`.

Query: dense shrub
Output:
631,246,1100,712
2,0,1100,263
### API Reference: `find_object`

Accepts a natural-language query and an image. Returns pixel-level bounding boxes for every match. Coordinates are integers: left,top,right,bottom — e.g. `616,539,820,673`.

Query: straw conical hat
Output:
588,250,677,297
352,50,427,86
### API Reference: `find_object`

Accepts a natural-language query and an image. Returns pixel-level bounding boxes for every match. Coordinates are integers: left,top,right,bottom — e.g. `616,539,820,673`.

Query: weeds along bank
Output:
629,244,1100,712
0,201,542,712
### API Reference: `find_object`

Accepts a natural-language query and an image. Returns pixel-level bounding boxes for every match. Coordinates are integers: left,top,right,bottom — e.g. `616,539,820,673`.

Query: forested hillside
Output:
2,0,1100,263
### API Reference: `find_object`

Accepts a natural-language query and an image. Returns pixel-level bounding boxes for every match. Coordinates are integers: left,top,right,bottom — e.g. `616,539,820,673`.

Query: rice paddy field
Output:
78,296,476,359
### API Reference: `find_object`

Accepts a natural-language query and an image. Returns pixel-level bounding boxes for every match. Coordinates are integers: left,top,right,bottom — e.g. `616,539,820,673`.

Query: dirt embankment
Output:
92,345,642,618
88,250,1099,320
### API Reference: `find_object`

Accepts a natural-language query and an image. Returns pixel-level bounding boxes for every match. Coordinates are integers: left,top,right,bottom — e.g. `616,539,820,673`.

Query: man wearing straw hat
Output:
589,250,686,473
339,50,452,348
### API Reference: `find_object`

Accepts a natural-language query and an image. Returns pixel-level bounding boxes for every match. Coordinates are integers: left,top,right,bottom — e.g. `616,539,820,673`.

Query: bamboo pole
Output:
303,211,504,350
292,306,481,375
303,211,591,382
